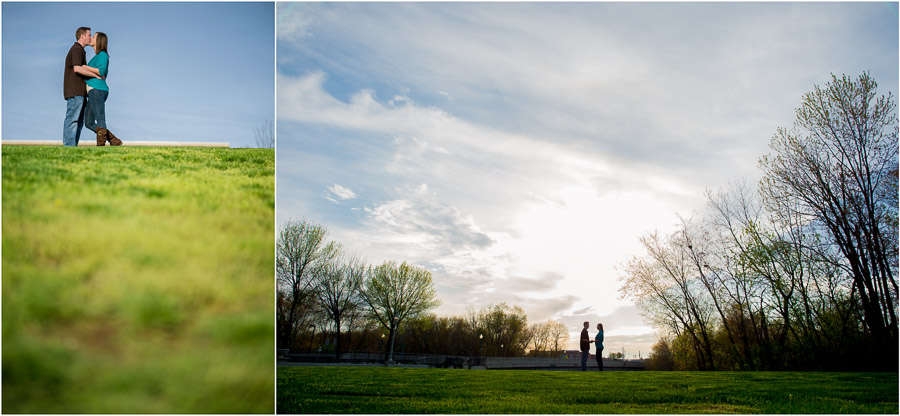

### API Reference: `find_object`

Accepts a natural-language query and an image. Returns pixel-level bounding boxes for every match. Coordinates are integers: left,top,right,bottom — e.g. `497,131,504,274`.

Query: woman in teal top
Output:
594,323,604,371
83,32,122,146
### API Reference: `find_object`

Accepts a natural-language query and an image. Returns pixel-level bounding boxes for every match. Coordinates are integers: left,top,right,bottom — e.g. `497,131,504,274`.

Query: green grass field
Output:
277,367,898,414
2,146,274,413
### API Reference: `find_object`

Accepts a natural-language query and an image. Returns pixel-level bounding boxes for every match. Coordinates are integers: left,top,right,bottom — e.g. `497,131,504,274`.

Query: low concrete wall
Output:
277,351,645,371
485,357,644,371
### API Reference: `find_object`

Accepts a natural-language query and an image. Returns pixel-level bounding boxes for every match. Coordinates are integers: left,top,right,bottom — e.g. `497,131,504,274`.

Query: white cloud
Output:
326,184,357,203
362,183,494,256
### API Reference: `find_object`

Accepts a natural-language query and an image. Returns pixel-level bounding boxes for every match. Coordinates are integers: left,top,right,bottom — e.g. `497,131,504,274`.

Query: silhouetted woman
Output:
594,322,604,371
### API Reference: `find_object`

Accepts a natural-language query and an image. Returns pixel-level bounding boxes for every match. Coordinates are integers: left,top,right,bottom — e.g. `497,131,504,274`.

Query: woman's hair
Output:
95,32,108,55
598,323,604,331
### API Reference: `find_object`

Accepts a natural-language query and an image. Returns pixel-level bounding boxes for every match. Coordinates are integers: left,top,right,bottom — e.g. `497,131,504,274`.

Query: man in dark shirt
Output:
580,321,590,371
63,27,94,147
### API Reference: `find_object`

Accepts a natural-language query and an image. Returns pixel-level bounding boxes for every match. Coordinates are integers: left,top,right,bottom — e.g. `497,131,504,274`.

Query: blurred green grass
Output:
278,367,898,414
3,146,274,413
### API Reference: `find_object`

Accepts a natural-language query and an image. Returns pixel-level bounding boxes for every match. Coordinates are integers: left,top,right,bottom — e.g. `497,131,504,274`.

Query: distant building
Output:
562,349,596,359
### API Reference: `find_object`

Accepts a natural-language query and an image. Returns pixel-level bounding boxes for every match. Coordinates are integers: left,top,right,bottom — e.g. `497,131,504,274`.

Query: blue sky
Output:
2,2,274,148
278,2,899,354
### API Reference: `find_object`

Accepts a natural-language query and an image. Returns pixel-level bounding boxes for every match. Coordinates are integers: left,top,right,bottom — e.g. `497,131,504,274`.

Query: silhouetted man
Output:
580,321,590,371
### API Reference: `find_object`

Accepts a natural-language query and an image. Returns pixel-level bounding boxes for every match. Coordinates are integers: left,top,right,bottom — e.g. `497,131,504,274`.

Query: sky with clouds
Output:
2,2,274,148
276,2,898,355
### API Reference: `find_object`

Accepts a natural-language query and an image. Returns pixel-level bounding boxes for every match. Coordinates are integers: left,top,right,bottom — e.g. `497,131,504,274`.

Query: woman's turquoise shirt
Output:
86,51,109,91
595,330,604,350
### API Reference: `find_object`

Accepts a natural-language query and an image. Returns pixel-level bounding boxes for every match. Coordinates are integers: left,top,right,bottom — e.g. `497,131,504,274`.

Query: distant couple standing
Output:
580,321,604,371
63,26,122,147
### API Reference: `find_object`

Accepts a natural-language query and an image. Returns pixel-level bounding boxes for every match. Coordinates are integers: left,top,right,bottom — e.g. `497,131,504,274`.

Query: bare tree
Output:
255,120,274,148
679,216,750,369
621,73,898,370
702,183,786,369
360,261,440,361
547,320,569,354
314,251,366,360
276,219,339,348
704,182,841,369
528,321,552,356
759,72,898,364
527,319,569,357
620,229,718,369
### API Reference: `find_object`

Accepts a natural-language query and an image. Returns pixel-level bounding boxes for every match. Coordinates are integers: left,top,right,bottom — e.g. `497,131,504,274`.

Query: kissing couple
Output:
63,26,123,147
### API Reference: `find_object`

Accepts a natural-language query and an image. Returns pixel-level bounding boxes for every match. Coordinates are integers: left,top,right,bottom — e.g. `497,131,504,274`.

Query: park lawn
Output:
277,366,898,414
2,146,275,413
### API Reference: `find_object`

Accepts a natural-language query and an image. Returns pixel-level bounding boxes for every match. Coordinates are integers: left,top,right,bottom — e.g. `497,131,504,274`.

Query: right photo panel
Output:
275,2,899,414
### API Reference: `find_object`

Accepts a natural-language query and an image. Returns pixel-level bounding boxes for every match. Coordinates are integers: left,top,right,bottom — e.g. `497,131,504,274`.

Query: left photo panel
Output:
1,2,276,413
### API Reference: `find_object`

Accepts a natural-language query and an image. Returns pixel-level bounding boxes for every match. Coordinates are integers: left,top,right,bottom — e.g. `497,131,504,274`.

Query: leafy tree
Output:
473,303,532,357
646,338,675,370
360,261,440,360
401,314,478,356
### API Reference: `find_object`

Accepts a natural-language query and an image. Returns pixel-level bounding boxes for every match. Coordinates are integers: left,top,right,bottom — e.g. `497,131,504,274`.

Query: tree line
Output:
276,219,570,359
620,73,898,371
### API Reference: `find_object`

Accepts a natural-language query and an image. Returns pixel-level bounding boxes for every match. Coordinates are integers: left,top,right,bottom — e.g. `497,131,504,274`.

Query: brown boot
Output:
107,130,123,146
96,127,109,146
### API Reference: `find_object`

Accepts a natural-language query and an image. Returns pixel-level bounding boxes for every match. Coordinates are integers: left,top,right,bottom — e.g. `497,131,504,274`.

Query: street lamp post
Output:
307,324,316,351
479,334,484,358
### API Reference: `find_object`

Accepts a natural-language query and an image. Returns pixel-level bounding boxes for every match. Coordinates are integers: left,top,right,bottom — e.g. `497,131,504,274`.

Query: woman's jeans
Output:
85,88,108,133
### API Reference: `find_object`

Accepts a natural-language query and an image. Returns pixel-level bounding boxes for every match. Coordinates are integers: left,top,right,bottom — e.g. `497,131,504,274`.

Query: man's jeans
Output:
63,95,86,147
581,350,589,371
85,89,108,133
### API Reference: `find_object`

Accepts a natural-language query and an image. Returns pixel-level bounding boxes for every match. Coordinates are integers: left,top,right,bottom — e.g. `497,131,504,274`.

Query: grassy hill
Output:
278,366,898,414
2,146,274,413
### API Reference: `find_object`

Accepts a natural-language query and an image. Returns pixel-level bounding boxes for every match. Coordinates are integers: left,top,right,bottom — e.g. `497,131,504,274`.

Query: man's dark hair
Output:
75,27,91,40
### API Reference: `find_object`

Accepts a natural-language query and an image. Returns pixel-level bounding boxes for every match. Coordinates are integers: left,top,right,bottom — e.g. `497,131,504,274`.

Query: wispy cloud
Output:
364,184,494,252
276,2,314,42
